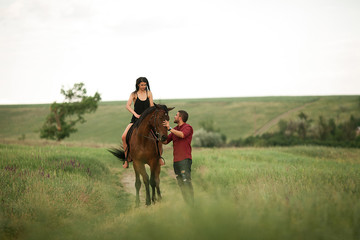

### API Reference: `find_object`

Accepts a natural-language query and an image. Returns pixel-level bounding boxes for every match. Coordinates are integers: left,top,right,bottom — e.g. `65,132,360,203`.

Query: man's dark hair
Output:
179,110,189,122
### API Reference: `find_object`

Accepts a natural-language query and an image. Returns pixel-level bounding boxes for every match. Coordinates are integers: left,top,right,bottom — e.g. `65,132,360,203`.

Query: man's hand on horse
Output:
162,120,170,130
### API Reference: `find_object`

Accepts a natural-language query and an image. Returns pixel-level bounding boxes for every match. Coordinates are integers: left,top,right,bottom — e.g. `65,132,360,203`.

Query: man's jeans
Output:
174,159,194,205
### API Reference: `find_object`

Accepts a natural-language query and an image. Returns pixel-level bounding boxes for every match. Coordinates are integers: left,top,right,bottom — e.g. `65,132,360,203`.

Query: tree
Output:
317,115,329,140
199,119,217,132
328,118,337,137
341,115,358,141
284,120,297,137
278,120,288,134
199,119,227,143
40,83,101,141
298,112,308,121
297,112,311,139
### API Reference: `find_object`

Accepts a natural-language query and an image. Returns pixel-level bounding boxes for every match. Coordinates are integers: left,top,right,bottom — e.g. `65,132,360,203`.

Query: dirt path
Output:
253,101,316,136
117,164,177,206
120,168,136,195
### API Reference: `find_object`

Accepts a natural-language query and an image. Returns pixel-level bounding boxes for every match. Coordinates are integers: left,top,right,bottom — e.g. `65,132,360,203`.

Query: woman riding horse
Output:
121,77,164,168
110,104,174,206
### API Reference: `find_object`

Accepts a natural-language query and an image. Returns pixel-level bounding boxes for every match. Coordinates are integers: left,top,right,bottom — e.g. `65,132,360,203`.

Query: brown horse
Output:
109,104,174,206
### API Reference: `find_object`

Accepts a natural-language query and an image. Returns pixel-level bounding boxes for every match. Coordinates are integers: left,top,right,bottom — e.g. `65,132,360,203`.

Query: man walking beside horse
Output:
163,110,194,205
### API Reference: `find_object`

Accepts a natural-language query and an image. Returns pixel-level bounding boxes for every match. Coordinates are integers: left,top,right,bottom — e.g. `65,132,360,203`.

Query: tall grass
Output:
191,147,360,239
0,144,132,240
1,144,359,239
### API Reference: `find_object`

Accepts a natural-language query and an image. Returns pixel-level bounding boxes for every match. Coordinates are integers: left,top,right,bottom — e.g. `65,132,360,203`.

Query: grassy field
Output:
1,143,359,240
0,96,359,144
1,96,359,239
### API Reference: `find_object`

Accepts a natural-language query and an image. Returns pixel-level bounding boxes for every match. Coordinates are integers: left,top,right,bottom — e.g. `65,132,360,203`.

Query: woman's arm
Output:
126,93,140,118
148,91,154,107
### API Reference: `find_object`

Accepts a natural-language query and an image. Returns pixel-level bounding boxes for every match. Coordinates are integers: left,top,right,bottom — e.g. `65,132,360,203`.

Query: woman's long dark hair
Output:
133,77,150,94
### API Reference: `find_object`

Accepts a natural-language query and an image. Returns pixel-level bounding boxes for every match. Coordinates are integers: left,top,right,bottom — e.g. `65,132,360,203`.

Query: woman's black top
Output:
130,92,150,123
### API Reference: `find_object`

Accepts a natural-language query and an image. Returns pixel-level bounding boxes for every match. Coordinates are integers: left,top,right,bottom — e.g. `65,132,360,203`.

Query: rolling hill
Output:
0,95,359,145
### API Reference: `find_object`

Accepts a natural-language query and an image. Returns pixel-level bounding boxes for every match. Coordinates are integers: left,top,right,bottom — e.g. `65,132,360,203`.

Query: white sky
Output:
0,0,359,104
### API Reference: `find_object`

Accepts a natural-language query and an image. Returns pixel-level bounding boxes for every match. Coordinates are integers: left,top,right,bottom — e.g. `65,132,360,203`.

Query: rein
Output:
150,129,165,164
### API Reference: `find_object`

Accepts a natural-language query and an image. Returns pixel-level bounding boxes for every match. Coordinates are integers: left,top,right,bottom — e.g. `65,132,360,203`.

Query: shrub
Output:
193,128,225,148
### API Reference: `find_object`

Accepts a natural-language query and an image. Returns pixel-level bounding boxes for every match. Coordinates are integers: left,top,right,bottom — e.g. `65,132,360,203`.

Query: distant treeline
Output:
229,113,360,148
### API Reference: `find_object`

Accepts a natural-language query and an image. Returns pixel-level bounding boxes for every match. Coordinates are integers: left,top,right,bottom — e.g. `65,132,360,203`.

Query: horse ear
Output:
167,107,175,111
154,103,159,108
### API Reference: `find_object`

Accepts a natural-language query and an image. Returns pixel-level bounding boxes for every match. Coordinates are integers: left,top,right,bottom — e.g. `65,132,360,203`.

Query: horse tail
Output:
108,148,126,162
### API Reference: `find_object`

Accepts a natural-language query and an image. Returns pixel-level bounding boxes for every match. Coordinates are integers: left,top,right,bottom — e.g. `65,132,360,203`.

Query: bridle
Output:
147,109,168,142
144,109,168,163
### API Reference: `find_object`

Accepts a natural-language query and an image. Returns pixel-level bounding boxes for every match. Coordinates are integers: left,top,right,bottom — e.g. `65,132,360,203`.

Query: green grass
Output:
0,144,132,239
0,105,50,140
1,144,359,239
1,96,359,144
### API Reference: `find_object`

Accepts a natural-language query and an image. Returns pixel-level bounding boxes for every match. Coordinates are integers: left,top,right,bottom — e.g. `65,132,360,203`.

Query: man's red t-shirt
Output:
165,123,193,162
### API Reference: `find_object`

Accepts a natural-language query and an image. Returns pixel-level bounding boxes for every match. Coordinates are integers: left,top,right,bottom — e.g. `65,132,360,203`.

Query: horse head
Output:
151,104,174,142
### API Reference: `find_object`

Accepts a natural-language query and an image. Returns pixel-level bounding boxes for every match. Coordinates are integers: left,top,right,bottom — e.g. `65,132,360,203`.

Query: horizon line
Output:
1,94,359,106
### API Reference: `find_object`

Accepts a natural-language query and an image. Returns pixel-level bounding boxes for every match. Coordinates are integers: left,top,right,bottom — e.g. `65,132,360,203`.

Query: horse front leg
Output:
138,165,151,206
150,172,156,203
143,174,151,206
134,171,141,208
155,170,162,201
150,163,161,203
